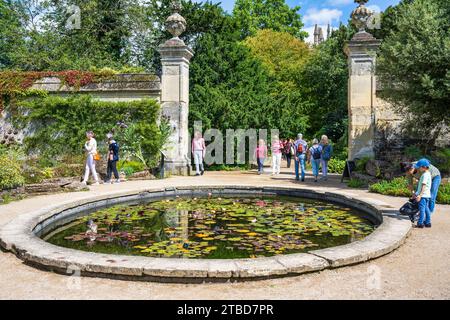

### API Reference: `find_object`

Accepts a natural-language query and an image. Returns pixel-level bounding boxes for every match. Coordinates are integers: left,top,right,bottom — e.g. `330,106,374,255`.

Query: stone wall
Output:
0,74,161,148
31,73,161,102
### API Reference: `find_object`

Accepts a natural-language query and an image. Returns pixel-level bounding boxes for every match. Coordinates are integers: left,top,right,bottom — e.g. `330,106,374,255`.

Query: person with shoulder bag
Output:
82,131,100,186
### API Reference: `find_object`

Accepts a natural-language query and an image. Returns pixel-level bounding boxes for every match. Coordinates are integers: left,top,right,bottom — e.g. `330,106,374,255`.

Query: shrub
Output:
0,155,25,190
118,160,146,177
15,95,162,163
327,158,346,174
437,183,450,205
369,177,410,197
347,178,367,188
370,177,450,205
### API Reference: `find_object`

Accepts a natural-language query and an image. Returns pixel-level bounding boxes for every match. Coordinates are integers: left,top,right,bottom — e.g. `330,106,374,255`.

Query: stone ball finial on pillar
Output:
165,1,187,41
158,0,194,176
351,0,374,35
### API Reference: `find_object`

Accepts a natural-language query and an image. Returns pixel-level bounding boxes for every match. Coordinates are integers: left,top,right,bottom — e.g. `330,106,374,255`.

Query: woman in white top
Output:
82,131,100,185
191,131,206,176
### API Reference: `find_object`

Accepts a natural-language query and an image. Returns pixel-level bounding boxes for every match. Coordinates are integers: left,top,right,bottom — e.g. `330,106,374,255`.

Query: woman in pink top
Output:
254,139,268,175
192,131,206,176
271,136,282,175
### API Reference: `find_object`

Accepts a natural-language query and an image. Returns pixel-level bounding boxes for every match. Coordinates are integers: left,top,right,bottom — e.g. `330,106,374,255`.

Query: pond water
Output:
44,196,376,259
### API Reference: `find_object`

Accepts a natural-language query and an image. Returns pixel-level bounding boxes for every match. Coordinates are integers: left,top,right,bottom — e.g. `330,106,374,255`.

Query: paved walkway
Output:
0,168,449,299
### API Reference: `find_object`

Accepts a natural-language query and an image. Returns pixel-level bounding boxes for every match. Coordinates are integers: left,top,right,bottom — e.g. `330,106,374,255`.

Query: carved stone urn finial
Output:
351,0,373,33
165,0,186,39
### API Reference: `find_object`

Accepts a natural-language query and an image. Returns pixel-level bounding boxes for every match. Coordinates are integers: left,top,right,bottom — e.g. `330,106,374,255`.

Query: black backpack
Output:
311,146,321,160
399,199,419,222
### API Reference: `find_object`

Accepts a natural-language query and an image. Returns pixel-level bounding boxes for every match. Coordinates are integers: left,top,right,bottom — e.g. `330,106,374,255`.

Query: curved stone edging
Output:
0,186,412,282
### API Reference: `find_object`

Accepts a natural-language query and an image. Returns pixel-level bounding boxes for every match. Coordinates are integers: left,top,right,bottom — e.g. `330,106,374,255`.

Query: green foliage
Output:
0,154,25,190
189,31,308,138
327,158,346,174
233,0,308,39
299,25,351,143
117,160,146,176
377,0,450,145
431,148,450,176
370,176,450,204
347,178,367,189
244,29,310,77
355,156,373,173
16,95,162,164
437,183,450,205
369,177,411,197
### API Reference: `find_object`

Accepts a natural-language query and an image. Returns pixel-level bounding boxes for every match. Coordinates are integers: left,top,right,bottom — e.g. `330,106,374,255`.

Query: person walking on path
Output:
294,133,308,182
320,135,333,181
254,139,268,175
308,139,322,183
105,133,120,184
413,159,433,228
283,138,294,169
404,159,441,214
192,131,206,176
271,136,283,175
82,131,100,186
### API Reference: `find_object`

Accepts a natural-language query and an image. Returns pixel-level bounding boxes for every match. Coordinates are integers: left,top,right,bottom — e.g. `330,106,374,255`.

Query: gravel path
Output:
0,170,449,299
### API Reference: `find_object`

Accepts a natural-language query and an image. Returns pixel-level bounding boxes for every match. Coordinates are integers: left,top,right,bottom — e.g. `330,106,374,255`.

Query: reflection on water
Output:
44,196,375,259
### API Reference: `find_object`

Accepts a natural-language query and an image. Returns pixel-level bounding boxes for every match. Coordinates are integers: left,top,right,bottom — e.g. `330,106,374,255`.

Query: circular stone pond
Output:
43,196,376,259
0,186,412,282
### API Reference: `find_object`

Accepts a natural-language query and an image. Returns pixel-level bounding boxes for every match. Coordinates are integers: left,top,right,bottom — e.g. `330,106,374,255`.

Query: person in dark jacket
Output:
105,133,120,184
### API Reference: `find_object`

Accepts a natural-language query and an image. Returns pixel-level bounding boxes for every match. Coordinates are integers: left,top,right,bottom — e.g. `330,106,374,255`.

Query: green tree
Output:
377,0,450,146
300,25,351,143
0,0,26,69
233,0,308,39
244,29,310,77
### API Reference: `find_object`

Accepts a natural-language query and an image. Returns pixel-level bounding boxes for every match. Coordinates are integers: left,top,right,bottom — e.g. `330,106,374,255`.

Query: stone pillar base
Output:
164,160,190,176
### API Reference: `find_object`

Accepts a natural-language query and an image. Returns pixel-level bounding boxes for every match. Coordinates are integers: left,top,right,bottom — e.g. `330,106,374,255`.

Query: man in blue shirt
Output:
294,133,308,182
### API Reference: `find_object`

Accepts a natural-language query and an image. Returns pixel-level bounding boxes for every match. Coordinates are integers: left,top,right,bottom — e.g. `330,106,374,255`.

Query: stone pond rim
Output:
0,186,412,283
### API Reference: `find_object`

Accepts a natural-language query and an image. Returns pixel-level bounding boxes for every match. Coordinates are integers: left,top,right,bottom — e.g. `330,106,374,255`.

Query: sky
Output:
194,0,401,43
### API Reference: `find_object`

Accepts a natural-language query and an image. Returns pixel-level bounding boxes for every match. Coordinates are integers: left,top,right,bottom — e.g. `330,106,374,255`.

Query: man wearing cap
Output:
405,159,442,214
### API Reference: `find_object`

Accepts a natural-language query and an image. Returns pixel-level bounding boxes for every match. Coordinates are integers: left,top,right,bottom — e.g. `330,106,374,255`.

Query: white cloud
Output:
303,8,343,26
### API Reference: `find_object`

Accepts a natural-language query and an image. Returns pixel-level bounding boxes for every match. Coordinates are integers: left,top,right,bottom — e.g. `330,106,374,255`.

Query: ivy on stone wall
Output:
14,95,163,165
0,69,122,112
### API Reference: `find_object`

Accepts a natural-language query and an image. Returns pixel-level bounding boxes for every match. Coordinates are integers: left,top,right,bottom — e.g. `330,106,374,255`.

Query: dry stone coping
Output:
0,186,412,282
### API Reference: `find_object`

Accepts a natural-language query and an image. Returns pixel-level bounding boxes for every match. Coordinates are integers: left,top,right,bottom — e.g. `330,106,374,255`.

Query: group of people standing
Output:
82,130,335,183
254,133,333,182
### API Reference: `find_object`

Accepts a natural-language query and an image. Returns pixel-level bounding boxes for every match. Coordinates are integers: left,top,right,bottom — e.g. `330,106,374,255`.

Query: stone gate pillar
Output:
158,1,194,175
345,0,381,160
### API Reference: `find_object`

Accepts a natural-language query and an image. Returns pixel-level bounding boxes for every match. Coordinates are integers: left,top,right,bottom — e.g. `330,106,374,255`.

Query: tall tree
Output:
189,31,308,137
377,0,450,146
233,0,308,39
0,0,26,69
300,24,351,144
